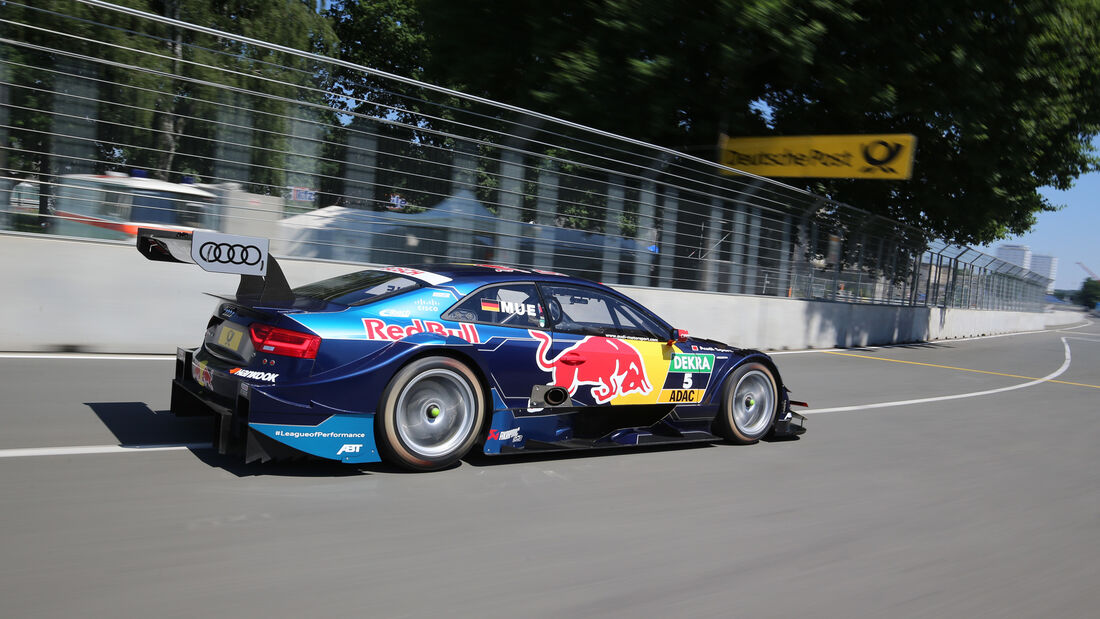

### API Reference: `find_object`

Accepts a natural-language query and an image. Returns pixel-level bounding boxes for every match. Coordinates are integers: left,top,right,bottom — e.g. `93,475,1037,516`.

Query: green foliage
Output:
408,0,1100,245
4,0,337,194
10,0,1100,245
1075,278,1100,308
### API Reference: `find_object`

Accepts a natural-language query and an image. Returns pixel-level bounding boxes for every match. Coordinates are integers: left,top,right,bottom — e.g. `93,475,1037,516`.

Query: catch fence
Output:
0,0,1051,311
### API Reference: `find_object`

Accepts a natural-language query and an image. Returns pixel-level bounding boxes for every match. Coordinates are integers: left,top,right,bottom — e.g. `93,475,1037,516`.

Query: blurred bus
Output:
0,178,43,231
52,172,218,240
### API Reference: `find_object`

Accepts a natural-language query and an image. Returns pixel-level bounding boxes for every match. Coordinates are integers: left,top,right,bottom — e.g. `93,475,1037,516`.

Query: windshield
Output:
293,270,419,306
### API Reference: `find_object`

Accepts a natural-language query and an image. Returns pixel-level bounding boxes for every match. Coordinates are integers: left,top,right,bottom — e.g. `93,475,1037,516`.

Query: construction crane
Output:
1077,262,1098,281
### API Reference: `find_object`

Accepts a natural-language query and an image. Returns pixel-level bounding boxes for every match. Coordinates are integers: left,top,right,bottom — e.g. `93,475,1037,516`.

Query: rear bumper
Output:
171,347,380,464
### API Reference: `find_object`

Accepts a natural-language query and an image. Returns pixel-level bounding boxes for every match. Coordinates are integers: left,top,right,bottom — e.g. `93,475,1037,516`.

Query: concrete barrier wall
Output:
1,233,1084,353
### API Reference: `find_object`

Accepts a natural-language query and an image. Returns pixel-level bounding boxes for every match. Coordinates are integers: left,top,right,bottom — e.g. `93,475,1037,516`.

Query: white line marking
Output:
806,337,1076,414
0,443,210,458
0,353,176,360
1057,320,1096,332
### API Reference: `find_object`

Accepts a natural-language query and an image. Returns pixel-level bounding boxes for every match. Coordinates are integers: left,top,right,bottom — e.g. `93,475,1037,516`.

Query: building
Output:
995,244,1032,270
1029,254,1058,293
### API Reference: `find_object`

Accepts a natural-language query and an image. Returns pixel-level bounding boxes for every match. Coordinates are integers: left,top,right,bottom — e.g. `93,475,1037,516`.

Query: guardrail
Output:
0,0,1051,311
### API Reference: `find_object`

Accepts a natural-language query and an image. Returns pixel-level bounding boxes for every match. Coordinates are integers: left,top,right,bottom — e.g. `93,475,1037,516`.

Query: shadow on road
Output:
845,341,955,352
187,448,392,477
83,401,800,476
462,441,714,468
85,401,213,446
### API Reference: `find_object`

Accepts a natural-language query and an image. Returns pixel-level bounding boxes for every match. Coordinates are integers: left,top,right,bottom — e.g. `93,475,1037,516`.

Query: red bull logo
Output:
530,330,653,404
363,318,480,344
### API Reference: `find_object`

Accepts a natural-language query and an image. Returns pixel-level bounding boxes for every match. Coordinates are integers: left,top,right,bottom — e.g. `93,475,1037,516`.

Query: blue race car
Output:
139,229,806,471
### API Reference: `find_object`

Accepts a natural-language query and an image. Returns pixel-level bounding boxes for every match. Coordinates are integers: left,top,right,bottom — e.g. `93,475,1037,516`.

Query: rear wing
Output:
136,228,293,302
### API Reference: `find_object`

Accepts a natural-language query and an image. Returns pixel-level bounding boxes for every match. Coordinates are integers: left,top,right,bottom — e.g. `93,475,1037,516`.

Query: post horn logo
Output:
861,140,905,174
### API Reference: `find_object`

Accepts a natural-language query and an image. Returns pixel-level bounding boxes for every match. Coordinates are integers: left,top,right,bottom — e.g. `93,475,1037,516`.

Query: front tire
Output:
377,356,486,471
715,362,778,444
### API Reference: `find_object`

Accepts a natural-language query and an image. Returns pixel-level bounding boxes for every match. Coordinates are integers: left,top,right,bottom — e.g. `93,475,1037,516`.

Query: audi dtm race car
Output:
139,229,806,471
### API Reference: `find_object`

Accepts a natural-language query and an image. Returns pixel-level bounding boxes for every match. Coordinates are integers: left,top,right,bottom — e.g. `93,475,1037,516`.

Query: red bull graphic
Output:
530,330,653,404
364,319,481,344
192,360,214,389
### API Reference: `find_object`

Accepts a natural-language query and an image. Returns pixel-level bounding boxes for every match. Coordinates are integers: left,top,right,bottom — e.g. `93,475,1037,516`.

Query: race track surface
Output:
2,322,1098,618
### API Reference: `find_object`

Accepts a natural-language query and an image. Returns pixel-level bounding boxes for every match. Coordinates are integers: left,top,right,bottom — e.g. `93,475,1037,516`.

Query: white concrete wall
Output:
1,233,1085,353
1,233,361,353
620,286,1082,350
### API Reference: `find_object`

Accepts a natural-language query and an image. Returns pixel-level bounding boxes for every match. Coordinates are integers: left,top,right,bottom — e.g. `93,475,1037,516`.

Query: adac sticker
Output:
657,389,706,403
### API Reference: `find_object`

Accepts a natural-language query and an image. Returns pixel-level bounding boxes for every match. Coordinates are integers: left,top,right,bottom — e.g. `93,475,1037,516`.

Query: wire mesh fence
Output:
0,0,1051,311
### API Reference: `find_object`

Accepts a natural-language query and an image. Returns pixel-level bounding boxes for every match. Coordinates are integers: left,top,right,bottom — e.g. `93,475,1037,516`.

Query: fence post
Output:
496,148,524,267
729,205,747,293
776,214,793,298
286,106,321,215
0,61,8,182
701,196,724,291
449,141,478,260
658,187,679,288
216,92,255,187
533,160,558,271
602,175,625,284
51,58,98,177
745,207,762,295
633,178,658,286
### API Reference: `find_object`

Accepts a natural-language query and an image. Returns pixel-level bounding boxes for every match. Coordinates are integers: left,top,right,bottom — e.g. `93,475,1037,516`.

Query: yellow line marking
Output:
823,351,1100,390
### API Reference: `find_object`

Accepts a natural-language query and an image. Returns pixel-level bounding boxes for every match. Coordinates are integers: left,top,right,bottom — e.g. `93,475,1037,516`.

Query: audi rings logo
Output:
198,242,263,266
190,231,269,276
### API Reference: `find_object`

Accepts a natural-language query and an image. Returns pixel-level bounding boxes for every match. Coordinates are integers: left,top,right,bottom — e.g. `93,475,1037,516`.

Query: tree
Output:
408,0,1100,245
1075,278,1100,309
3,0,337,192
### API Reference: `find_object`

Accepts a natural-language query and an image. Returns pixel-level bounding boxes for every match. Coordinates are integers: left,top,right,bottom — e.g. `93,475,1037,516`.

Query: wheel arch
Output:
379,345,495,433
711,353,786,404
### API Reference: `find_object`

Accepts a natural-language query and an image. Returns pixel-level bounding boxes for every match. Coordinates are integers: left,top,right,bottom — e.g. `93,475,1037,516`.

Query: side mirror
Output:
667,328,689,345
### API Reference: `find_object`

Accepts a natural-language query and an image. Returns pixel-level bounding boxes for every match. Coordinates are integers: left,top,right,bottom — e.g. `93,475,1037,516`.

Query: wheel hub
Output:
426,403,442,420
732,369,774,435
394,368,477,458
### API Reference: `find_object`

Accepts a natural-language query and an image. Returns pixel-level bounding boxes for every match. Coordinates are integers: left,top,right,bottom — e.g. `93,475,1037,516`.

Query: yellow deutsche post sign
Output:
718,134,917,180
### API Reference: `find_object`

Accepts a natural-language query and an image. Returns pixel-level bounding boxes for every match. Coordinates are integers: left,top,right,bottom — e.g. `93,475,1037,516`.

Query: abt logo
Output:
336,444,362,455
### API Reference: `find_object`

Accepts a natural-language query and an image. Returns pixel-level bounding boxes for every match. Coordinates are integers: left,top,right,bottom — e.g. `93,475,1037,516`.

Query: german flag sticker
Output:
481,299,500,312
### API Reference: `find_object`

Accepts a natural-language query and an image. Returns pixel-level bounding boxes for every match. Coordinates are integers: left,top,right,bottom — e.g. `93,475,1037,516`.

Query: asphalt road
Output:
1,322,1098,619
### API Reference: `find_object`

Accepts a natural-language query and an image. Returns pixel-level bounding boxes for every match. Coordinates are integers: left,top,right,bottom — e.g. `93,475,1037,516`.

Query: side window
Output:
540,284,664,338
444,283,545,328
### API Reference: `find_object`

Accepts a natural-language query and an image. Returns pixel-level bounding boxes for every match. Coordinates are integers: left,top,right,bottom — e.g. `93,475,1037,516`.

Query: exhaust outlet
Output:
530,384,573,408
543,386,568,407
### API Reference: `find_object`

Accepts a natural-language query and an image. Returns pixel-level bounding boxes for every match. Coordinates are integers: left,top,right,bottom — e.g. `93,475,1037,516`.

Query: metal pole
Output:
601,175,625,284
658,187,679,288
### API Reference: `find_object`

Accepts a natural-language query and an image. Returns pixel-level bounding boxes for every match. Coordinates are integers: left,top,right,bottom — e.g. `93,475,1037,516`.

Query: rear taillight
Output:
249,323,321,359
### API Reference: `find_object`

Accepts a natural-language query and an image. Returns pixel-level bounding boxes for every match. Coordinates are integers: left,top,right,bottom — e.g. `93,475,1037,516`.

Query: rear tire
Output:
377,356,485,471
715,362,778,444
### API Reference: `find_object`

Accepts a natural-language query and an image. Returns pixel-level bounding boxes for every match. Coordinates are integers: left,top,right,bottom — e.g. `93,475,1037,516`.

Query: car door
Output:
534,283,675,407
441,281,549,409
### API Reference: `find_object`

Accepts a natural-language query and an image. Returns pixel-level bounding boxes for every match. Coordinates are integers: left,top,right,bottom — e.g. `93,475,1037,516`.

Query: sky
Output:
985,136,1100,291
